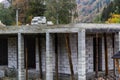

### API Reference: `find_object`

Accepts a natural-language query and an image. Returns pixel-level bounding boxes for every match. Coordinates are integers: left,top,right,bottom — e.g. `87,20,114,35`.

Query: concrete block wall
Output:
102,36,113,70
36,33,119,74
35,33,78,74
40,37,46,72
55,33,94,74
8,37,17,68
57,34,78,74
102,35,119,71
115,33,119,53
6,33,119,75
86,35,119,73
86,37,93,73
69,34,78,74
36,36,47,72
107,36,113,70
57,34,70,74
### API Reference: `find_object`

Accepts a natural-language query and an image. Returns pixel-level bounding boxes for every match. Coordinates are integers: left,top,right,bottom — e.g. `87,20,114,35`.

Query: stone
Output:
0,70,5,77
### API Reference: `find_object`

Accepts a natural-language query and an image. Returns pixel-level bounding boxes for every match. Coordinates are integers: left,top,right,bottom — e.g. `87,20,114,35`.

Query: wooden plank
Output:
95,33,98,78
25,48,28,80
38,38,42,79
104,33,108,76
65,33,74,80
55,34,58,80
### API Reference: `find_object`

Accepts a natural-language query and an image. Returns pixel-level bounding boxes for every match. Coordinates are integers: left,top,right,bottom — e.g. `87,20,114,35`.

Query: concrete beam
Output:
78,29,86,80
18,33,25,80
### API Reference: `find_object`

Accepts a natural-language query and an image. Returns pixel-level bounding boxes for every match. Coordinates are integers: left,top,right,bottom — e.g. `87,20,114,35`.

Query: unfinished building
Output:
0,23,119,80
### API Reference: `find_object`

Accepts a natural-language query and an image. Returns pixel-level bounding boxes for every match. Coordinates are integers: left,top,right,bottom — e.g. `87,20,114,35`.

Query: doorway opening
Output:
93,37,102,71
24,37,36,69
0,38,8,65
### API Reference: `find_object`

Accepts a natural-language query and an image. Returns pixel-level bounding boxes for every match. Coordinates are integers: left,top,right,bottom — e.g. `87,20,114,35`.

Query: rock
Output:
0,70,5,77
0,21,6,27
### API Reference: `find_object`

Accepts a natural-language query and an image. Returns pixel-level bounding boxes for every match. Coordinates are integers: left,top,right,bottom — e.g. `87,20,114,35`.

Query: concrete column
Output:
78,29,86,80
46,33,53,80
119,32,120,51
115,33,119,53
18,33,25,80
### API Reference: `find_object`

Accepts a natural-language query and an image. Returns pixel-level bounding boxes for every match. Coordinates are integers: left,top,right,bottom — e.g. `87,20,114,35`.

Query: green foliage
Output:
0,3,15,25
45,0,77,24
24,0,47,23
101,0,120,22
101,2,114,22
27,0,46,19
113,0,120,13
93,14,102,23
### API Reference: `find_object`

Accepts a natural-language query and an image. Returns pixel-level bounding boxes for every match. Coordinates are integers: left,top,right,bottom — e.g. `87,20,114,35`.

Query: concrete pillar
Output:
18,33,25,80
116,32,120,80
46,33,54,80
119,32,120,51
78,29,86,80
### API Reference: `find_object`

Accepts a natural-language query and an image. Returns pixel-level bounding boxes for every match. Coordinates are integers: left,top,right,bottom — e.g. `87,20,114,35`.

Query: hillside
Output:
76,0,111,22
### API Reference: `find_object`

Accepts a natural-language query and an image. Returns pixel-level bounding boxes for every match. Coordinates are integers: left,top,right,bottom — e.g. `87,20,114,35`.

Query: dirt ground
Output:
0,70,118,80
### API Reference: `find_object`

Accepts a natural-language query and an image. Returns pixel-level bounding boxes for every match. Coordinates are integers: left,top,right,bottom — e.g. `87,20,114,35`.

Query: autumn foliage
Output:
106,14,120,23
12,0,29,24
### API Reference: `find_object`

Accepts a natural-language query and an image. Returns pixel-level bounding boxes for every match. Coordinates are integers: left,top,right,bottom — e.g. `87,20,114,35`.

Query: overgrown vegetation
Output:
0,3,15,25
45,0,77,24
5,0,77,25
2,0,47,25
26,0,46,23
101,0,120,23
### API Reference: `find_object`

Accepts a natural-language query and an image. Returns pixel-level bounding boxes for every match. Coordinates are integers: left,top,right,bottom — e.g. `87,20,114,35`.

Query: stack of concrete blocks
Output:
8,38,17,68
57,33,77,74
86,37,93,73
107,36,114,70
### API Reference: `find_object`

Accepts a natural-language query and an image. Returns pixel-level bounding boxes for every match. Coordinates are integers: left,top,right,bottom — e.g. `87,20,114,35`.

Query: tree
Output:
11,0,47,24
101,0,120,22
0,3,15,25
45,0,77,24
101,2,114,22
25,0,46,23
12,0,29,24
113,0,120,13
27,0,46,17
106,14,120,23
